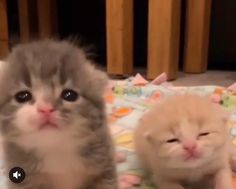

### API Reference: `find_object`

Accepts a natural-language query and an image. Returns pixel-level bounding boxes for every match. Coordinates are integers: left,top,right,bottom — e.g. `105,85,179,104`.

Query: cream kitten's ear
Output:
221,111,230,124
214,103,230,123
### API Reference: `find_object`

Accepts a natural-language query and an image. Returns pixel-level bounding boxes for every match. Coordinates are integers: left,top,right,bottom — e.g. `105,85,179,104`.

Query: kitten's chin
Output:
167,159,206,169
38,122,59,131
165,155,212,169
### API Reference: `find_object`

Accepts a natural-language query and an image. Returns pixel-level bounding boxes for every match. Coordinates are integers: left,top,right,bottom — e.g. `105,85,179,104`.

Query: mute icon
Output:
9,167,25,183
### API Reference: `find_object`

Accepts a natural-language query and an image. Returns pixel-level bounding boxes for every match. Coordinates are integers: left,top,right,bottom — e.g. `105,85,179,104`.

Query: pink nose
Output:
183,142,197,153
37,105,54,115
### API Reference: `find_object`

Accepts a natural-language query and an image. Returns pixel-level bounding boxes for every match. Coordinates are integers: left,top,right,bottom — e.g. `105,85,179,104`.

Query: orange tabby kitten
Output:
134,94,233,189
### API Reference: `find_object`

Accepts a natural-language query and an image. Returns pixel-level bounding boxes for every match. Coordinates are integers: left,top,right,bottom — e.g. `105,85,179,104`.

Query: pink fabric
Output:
151,72,167,85
131,73,149,85
228,82,236,92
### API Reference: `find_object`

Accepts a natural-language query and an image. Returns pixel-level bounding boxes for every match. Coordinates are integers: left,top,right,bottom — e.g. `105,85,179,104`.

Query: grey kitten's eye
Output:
61,89,79,102
198,132,210,137
166,138,179,143
14,90,32,103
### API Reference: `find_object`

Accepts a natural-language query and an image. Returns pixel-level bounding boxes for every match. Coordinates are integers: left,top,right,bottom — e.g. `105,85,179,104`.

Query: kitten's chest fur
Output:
39,141,86,188
17,130,92,188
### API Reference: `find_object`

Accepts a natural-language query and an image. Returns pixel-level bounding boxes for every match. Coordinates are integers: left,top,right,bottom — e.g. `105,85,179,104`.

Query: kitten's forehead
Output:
6,40,85,87
1,40,108,105
147,95,224,134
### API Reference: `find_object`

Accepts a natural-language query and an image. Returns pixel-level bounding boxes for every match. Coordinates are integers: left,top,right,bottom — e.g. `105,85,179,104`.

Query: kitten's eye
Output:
61,89,79,102
14,90,32,103
166,138,179,143
199,132,210,137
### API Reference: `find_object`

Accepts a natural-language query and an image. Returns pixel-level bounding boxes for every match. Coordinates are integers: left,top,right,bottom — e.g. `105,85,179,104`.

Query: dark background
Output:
6,0,236,70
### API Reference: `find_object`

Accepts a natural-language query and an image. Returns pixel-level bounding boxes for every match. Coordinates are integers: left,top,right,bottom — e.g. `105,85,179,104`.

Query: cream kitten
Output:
0,40,117,189
134,94,233,189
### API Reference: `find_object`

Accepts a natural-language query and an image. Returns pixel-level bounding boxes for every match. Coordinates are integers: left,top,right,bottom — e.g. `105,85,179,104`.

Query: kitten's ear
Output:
214,103,230,124
88,63,108,91
80,62,108,101
221,111,230,124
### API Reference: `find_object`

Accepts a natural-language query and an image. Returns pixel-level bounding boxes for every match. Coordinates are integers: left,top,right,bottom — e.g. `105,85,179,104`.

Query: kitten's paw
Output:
214,168,234,189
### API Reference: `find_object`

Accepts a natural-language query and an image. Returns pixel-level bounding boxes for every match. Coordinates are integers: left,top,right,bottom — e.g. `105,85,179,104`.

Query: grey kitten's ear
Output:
80,61,108,101
87,63,108,91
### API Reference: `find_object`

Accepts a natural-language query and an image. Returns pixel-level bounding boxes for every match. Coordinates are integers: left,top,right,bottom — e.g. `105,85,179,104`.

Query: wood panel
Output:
0,40,9,59
0,0,8,40
106,0,133,75
147,0,181,80
18,0,30,42
183,0,212,73
0,0,9,58
37,0,57,39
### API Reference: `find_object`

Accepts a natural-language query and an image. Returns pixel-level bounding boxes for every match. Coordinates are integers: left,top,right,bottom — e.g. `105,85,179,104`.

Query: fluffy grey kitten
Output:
0,40,117,189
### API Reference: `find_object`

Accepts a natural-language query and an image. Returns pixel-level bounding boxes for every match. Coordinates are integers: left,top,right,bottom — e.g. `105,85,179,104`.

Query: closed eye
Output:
166,138,179,143
198,132,210,137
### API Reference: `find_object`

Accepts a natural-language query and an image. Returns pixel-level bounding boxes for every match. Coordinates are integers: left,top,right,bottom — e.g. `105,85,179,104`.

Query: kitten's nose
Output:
37,104,55,115
183,142,197,153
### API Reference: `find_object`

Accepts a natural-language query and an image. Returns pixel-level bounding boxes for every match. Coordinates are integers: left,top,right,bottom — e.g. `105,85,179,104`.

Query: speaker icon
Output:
9,167,26,183
13,171,21,179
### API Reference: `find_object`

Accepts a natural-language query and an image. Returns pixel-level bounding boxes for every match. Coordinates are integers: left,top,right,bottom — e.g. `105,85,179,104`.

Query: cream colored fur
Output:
134,94,233,189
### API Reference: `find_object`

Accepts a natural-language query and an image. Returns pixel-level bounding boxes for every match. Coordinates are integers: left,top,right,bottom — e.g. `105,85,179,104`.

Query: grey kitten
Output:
0,40,117,189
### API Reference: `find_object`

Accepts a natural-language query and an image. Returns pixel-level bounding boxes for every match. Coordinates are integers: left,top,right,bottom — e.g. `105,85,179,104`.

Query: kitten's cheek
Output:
167,146,183,160
14,105,38,132
201,148,212,158
198,143,213,157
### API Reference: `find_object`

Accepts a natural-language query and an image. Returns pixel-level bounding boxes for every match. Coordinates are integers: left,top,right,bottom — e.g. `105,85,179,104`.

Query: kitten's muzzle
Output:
37,104,59,130
37,104,55,115
183,142,201,160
